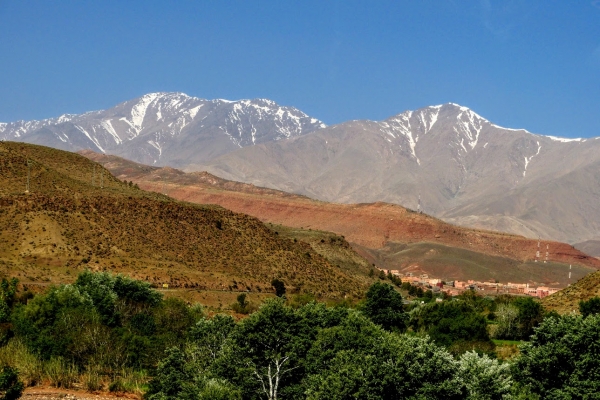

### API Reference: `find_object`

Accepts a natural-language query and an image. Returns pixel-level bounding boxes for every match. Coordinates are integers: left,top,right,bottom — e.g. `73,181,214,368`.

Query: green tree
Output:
188,314,236,368
12,271,187,371
513,314,600,398
0,278,18,323
212,300,349,400
271,279,286,298
232,293,250,314
144,347,197,400
11,284,95,361
409,300,491,350
457,351,513,400
513,297,544,340
361,282,407,332
0,366,24,400
213,299,307,399
579,296,600,318
493,303,519,340
305,314,463,399
74,271,119,326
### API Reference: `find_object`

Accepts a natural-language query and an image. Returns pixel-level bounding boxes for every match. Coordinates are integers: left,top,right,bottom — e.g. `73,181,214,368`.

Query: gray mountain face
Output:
3,96,599,245
0,92,326,168
195,103,600,244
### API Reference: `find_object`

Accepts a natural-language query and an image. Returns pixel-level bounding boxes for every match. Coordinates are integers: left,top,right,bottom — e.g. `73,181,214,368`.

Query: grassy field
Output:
357,241,593,286
492,339,522,360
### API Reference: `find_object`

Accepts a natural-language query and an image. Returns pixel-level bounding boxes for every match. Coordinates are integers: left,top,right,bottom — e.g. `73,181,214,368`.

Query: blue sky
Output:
0,1,599,138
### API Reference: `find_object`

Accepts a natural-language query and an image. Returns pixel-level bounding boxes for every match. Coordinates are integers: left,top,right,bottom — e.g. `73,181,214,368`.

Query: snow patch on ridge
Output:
75,125,105,153
414,107,440,135
491,123,530,133
188,104,203,119
130,93,160,135
385,111,420,165
545,135,583,143
523,141,541,177
454,109,484,150
56,114,73,124
100,120,121,144
148,140,162,157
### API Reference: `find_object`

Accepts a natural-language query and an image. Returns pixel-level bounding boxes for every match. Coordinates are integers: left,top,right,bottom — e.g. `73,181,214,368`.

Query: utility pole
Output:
544,244,549,263
417,193,421,213
535,238,540,262
26,159,31,193
161,178,166,195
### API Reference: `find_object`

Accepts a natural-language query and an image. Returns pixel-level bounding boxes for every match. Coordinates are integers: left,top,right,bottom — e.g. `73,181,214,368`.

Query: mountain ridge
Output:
4,94,599,246
0,92,326,168
195,103,600,245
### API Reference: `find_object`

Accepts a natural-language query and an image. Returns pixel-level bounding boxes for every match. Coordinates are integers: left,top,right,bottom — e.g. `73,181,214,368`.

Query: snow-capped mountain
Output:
4,96,600,246
197,103,600,245
0,92,326,167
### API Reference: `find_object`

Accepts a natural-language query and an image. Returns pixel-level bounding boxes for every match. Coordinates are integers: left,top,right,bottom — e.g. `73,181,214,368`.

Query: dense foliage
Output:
11,271,202,371
514,314,600,398
409,300,492,351
0,272,598,398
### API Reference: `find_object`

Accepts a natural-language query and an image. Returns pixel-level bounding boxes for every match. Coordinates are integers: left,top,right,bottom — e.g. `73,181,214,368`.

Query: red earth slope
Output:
82,151,600,285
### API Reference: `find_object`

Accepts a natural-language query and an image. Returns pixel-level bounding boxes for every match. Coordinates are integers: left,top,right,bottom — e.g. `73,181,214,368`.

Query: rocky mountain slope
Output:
195,103,600,245
82,150,600,287
0,92,325,168
0,142,373,303
4,95,600,246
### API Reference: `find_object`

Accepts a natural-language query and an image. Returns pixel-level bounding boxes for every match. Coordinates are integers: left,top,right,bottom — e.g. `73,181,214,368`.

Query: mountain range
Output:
2,93,599,247
80,150,600,287
197,103,600,247
0,92,324,168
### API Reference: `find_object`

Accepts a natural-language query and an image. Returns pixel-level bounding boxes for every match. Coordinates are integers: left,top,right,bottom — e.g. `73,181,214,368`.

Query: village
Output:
382,269,562,299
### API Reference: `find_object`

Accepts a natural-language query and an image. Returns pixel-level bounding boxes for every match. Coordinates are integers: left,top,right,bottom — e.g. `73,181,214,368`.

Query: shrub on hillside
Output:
579,296,600,318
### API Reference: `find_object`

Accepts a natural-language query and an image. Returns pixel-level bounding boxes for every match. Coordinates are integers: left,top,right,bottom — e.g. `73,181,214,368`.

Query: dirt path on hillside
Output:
22,387,140,400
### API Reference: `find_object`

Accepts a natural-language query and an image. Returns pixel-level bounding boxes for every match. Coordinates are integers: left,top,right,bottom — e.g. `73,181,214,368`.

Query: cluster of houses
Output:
385,270,561,298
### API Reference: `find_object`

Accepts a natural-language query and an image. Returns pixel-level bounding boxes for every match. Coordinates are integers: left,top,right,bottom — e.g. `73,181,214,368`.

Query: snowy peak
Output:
0,92,326,166
222,98,326,146
374,103,491,163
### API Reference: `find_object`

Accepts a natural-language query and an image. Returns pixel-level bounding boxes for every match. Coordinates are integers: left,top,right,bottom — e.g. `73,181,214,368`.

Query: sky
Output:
0,1,599,138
